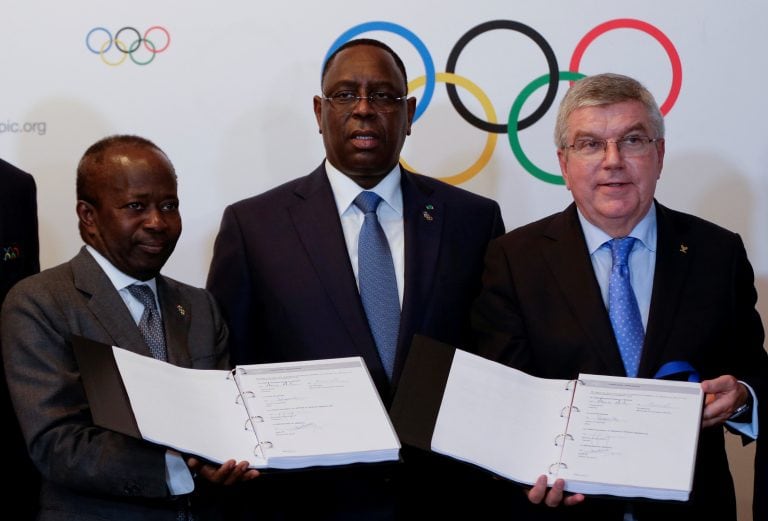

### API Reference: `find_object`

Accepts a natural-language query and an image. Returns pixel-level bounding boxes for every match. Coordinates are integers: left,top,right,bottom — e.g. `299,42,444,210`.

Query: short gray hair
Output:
554,73,664,148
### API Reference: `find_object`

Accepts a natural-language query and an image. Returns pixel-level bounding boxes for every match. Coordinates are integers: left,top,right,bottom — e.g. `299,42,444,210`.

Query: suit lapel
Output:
541,205,626,374
288,165,388,388
639,203,690,377
156,276,192,368
397,170,441,370
71,248,151,357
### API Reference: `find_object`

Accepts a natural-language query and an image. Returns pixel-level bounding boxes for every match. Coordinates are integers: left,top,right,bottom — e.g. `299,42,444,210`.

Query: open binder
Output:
73,336,400,470
390,335,703,501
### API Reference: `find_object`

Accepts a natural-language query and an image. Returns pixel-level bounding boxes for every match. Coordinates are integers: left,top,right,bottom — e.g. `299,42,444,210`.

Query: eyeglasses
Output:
321,91,407,113
566,135,663,159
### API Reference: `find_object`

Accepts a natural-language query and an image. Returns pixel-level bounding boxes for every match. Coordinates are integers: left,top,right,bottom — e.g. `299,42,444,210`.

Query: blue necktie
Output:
607,237,644,377
354,191,400,380
127,284,168,362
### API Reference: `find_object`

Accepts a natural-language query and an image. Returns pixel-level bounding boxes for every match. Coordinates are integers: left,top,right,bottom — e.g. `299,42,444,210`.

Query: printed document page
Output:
560,374,702,500
236,358,400,469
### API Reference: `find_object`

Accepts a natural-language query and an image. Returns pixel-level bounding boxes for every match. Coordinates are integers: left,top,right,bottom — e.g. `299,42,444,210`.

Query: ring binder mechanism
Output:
392,337,704,502
564,378,583,390
243,416,264,430
73,337,400,471
559,405,580,417
235,390,255,403
553,433,574,446
548,461,568,474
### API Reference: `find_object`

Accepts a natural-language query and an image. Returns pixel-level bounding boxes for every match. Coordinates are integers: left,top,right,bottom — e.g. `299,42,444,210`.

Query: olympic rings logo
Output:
86,26,171,66
325,19,682,185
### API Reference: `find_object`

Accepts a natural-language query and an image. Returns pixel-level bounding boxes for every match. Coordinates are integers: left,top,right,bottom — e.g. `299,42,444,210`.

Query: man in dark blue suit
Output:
0,158,40,520
207,39,505,518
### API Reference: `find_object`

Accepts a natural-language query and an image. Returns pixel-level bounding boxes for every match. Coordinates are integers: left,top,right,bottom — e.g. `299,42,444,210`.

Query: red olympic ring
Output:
569,18,682,116
144,26,171,54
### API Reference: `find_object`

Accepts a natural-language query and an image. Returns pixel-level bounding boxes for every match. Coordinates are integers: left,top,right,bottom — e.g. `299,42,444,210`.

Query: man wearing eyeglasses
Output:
207,39,505,518
473,72,767,519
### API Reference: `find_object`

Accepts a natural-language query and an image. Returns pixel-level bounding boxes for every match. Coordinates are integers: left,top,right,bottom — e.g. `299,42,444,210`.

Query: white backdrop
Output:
1,1,765,516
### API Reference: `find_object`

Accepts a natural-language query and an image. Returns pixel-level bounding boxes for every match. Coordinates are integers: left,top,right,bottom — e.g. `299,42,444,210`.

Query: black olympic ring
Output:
114,26,142,54
445,20,559,134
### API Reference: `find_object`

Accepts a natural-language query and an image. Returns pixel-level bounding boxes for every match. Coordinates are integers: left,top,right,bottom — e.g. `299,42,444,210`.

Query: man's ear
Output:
76,200,97,232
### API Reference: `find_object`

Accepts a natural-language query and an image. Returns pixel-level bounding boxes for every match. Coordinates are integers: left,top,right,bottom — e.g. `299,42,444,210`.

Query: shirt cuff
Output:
725,381,759,439
165,449,195,495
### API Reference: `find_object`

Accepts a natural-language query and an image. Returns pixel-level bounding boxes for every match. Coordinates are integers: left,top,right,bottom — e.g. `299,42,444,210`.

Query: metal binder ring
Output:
548,462,568,474
244,416,264,430
254,441,273,453
235,390,256,404
554,433,574,446
559,405,580,417
564,379,584,390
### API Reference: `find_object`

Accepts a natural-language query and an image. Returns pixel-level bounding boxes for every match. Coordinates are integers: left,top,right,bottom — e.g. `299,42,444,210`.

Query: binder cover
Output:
389,334,455,450
72,335,141,439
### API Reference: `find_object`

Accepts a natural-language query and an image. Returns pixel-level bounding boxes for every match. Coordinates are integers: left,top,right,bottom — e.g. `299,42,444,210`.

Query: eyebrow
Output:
573,123,649,139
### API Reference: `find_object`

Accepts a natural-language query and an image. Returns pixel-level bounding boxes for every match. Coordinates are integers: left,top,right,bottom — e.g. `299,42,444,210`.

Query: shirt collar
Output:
325,159,403,217
85,245,158,294
577,203,658,255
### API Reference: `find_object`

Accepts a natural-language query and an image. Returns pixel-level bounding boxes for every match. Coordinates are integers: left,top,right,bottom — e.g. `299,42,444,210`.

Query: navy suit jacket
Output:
207,163,506,519
473,201,768,520
0,158,39,520
207,163,504,401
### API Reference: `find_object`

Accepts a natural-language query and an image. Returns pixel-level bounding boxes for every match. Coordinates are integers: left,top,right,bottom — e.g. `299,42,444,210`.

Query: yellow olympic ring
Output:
400,72,497,186
100,38,128,67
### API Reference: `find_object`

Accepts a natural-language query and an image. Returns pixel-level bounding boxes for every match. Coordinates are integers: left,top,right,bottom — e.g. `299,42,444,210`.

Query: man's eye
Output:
161,201,179,211
623,135,644,145
126,202,144,210
371,92,394,102
579,140,600,150
333,91,357,101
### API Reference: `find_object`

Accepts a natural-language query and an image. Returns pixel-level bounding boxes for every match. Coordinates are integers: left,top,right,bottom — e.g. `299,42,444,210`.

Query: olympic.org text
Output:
0,120,47,136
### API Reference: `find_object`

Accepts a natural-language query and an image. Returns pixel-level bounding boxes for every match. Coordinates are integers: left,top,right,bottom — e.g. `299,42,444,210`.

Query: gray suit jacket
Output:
1,247,229,521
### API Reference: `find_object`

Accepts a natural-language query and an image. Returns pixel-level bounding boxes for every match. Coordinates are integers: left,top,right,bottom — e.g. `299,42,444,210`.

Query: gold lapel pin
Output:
679,244,688,254
176,304,186,316
423,204,434,221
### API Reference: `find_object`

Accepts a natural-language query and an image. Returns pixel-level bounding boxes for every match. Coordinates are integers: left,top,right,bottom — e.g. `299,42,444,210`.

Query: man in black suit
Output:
0,158,40,520
473,73,767,520
207,39,505,518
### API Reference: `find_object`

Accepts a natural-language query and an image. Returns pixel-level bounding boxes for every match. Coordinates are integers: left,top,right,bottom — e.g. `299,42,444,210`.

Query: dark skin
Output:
76,142,258,484
313,44,416,189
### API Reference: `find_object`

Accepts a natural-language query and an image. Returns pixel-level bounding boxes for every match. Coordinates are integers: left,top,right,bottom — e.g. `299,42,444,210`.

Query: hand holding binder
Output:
391,336,704,501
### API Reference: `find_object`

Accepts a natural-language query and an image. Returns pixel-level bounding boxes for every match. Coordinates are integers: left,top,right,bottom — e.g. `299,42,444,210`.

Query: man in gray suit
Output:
1,135,257,521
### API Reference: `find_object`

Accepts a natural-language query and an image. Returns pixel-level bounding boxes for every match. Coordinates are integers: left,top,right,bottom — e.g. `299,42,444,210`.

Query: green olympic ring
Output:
507,71,586,185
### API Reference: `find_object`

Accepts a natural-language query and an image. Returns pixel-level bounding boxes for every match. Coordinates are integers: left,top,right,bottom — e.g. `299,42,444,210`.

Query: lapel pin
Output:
176,304,186,316
679,244,688,254
423,204,434,221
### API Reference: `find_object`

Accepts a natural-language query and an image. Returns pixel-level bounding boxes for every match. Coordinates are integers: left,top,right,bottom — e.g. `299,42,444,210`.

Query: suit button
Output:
123,484,140,495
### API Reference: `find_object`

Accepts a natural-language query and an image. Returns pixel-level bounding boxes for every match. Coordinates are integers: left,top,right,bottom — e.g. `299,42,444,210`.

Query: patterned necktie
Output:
607,237,644,377
127,284,168,362
354,191,400,380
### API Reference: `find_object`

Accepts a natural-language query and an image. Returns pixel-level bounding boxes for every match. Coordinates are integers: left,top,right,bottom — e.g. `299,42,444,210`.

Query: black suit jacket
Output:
473,201,768,520
207,163,506,519
0,158,39,520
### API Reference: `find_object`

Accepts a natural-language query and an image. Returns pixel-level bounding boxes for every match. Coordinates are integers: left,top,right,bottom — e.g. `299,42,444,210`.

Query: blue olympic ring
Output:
323,21,435,122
